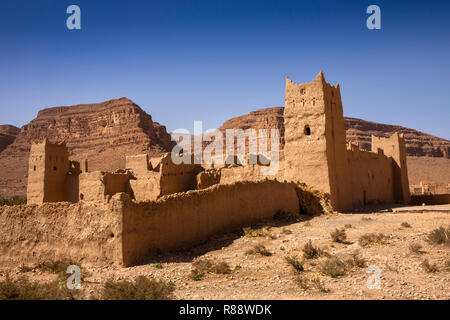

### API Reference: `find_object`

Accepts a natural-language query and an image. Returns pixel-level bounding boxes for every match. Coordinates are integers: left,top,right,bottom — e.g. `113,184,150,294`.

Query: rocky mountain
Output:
0,98,175,198
219,107,450,158
0,125,20,152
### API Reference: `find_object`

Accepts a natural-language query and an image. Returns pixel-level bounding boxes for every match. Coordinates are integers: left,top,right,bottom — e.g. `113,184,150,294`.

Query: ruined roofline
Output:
30,138,67,148
286,71,339,89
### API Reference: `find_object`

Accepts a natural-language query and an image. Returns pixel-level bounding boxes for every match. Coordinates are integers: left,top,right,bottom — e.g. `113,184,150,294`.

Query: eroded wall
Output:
372,133,411,203
78,171,134,202
0,201,123,267
159,153,200,196
347,146,394,208
121,180,299,266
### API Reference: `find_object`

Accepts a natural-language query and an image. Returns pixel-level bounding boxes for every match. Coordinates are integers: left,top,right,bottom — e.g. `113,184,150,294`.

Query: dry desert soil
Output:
1,205,449,300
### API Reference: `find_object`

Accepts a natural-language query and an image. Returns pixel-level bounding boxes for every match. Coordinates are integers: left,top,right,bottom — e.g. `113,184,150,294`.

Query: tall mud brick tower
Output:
284,71,352,211
27,139,71,204
372,133,411,204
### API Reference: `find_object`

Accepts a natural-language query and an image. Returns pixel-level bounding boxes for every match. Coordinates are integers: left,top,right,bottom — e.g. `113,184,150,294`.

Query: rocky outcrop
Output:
0,98,175,198
0,125,20,153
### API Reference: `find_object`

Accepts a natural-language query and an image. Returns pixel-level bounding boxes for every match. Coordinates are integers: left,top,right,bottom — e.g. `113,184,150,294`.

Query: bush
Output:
210,262,232,274
243,226,275,239
319,257,347,278
330,228,347,243
426,226,449,245
0,197,26,206
358,233,387,247
0,275,78,300
100,276,174,300
409,242,423,254
191,259,232,280
246,244,272,256
295,276,328,293
345,252,367,268
401,222,411,228
420,259,438,273
285,256,304,272
302,240,324,259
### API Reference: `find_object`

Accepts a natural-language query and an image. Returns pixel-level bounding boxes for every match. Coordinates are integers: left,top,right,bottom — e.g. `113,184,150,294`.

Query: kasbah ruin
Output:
1,72,449,299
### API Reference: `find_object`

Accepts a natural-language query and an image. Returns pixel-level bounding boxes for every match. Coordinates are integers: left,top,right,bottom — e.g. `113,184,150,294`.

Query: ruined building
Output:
0,72,415,267
26,72,410,211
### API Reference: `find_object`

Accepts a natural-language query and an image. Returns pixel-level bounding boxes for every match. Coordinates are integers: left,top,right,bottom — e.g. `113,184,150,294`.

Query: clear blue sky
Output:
0,0,449,139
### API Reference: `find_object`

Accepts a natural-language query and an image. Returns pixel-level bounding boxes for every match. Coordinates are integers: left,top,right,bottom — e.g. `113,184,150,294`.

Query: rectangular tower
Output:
283,72,352,211
27,139,71,204
372,133,411,204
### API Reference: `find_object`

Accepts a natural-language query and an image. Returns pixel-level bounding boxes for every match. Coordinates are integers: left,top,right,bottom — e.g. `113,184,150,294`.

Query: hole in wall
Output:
33,166,36,171
110,233,115,238
304,125,311,136
53,166,57,171
80,193,84,200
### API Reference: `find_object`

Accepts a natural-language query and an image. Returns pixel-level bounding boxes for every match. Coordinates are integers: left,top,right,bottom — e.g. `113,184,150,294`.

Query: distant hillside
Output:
0,125,20,152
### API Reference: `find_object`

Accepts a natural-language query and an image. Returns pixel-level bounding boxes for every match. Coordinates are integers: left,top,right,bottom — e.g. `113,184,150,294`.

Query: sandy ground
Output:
1,205,449,300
